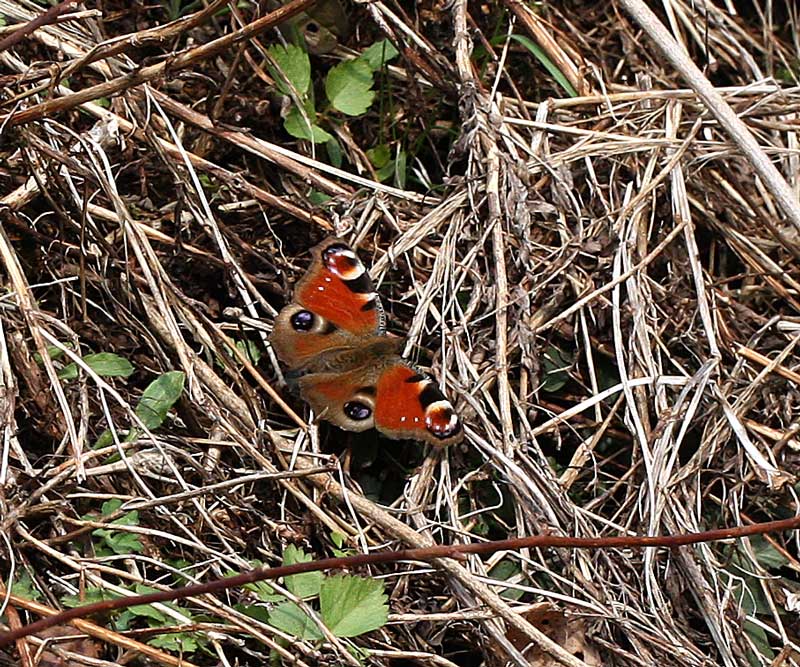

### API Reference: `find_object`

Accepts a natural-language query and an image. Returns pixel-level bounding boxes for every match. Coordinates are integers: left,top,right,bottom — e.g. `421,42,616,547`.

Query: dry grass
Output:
1,0,800,665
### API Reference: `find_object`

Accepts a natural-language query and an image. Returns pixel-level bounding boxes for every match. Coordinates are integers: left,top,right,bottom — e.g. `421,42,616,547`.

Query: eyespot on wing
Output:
374,364,463,446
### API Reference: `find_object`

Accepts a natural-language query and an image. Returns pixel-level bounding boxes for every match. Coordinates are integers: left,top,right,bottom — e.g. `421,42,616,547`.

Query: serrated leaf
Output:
128,600,170,624
111,510,139,527
325,59,375,116
100,498,123,516
284,107,333,143
283,545,323,599
229,561,284,602
11,573,41,601
135,371,185,430
93,528,143,555
319,574,387,638
361,39,399,70
267,43,311,96
148,632,200,653
59,352,135,380
268,601,323,640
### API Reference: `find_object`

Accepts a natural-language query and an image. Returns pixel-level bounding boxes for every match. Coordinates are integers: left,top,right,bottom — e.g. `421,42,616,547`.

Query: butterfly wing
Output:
296,358,463,446
270,239,385,370
295,366,381,433
373,363,462,446
272,238,462,446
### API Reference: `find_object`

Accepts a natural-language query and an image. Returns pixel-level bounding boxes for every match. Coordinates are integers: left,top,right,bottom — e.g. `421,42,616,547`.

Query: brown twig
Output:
0,0,318,128
0,0,78,55
2,514,797,648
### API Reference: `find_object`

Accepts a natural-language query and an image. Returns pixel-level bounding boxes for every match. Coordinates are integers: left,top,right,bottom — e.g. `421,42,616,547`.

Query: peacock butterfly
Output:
270,238,463,446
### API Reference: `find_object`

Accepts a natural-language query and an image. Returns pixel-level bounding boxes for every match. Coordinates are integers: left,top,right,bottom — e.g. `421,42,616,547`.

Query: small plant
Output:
57,351,134,381
722,536,791,664
238,545,389,651
62,583,205,655
85,498,144,556
268,39,399,144
94,370,185,448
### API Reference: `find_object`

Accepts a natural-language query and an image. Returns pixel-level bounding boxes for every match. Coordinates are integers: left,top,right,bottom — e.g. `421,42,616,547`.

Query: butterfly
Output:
270,238,463,446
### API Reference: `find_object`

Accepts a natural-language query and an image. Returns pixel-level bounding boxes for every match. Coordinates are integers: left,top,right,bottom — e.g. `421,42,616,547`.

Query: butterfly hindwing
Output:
373,362,462,446
296,358,462,446
271,238,463,445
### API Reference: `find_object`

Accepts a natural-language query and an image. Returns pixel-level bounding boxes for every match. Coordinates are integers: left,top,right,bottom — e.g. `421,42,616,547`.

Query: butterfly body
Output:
270,239,463,446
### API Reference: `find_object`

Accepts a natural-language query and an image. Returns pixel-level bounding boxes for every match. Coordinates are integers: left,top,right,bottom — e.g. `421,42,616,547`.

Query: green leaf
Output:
541,345,570,393
361,39,399,70
507,34,578,98
329,531,353,557
62,587,119,608
219,340,262,367
100,498,123,516
88,499,141,555
325,59,375,116
11,573,41,601
744,620,774,664
392,149,406,189
747,536,789,570
490,560,524,601
129,584,185,622
326,137,343,168
308,190,332,206
236,340,262,365
34,343,71,363
59,352,135,380
319,574,387,638
366,144,391,168
148,632,200,653
267,43,311,96
284,106,333,143
93,429,115,449
268,601,323,640
135,371,185,430
92,528,143,555
128,600,170,624
283,545,323,599
237,603,271,623
228,561,284,602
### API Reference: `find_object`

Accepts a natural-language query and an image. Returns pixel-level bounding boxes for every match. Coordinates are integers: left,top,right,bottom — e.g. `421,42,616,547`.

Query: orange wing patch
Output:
295,241,383,337
374,365,462,446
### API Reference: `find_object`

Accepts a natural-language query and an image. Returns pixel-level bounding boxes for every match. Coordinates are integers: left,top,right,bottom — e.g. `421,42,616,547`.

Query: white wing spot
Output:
414,417,420,423
324,277,332,282
400,416,406,422
317,286,324,291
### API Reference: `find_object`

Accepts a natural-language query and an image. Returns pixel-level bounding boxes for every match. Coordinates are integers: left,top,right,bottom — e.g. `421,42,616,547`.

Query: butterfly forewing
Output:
270,238,463,445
